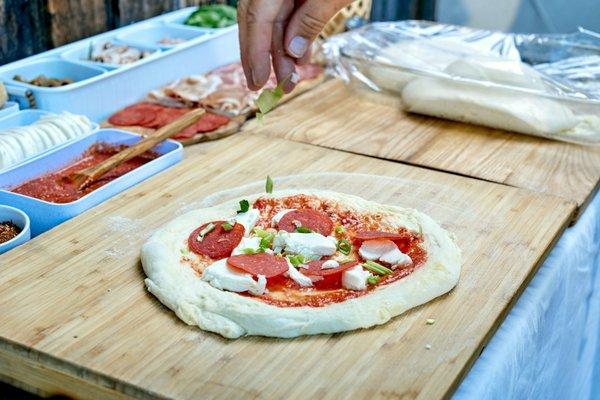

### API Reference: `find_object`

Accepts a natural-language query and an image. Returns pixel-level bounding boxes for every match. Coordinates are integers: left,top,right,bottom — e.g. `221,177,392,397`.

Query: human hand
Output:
237,0,352,92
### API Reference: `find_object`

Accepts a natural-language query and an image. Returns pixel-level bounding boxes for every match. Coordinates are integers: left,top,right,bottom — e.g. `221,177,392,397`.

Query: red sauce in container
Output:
11,143,158,204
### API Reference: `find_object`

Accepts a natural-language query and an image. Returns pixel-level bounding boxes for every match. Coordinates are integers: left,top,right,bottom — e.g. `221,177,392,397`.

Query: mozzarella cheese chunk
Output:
235,209,260,236
272,209,295,225
283,232,337,258
321,260,340,270
231,236,262,256
342,265,372,291
286,259,313,287
202,259,266,295
359,239,412,268
0,112,93,170
380,248,412,267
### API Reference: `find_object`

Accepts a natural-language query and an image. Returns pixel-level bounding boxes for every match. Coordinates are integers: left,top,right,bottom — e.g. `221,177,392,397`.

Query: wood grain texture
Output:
0,0,52,64
247,79,600,220
0,134,575,399
47,0,112,46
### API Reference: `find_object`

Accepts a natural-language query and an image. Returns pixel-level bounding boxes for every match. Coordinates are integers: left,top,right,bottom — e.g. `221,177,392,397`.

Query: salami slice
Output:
227,253,288,278
142,107,188,129
172,113,231,139
108,107,155,126
304,260,358,277
278,209,334,236
188,221,245,259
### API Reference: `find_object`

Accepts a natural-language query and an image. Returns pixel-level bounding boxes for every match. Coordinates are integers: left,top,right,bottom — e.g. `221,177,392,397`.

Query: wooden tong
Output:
68,108,206,190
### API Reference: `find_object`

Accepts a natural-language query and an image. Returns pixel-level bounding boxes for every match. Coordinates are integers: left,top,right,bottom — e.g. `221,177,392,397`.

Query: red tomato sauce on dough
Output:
11,143,158,203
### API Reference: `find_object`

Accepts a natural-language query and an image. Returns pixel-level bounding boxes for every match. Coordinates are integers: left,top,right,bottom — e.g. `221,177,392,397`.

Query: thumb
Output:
285,0,351,58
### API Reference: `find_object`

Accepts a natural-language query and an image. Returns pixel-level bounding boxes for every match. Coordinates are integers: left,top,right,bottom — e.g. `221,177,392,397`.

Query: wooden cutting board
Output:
246,79,600,221
0,134,575,399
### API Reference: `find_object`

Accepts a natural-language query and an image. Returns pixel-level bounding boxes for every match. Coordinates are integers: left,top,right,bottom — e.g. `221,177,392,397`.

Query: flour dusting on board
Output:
103,215,146,259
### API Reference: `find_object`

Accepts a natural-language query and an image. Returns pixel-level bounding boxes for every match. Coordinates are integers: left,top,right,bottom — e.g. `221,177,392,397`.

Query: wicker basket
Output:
320,0,372,39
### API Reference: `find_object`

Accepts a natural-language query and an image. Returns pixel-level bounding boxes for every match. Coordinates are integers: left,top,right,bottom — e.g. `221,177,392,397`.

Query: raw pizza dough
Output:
141,190,461,339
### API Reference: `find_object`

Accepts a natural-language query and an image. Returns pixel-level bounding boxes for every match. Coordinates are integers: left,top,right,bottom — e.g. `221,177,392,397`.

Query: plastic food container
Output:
0,109,99,172
0,7,239,121
0,205,31,255
324,21,600,145
0,129,183,236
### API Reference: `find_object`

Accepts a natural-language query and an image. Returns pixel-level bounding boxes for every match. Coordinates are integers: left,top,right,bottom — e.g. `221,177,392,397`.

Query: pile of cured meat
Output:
108,103,230,140
147,62,323,116
107,61,324,141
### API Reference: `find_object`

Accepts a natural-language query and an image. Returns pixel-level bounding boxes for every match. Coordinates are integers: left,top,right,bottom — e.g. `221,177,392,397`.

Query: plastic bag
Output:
323,21,600,145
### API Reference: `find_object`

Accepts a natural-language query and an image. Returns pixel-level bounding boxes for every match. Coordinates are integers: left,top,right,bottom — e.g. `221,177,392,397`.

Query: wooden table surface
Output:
247,79,600,221
0,134,575,399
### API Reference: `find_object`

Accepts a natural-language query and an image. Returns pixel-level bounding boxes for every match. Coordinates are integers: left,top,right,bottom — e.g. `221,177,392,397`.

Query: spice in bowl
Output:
0,221,22,244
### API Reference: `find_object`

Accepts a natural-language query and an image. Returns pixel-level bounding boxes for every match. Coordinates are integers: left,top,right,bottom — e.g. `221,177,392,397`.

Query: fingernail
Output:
290,72,299,84
288,36,309,58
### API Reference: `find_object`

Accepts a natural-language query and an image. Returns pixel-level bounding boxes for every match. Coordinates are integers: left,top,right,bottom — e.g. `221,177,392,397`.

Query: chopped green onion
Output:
221,222,233,231
426,318,436,325
337,238,352,255
287,254,305,267
180,248,190,256
196,223,216,241
295,226,313,234
243,247,264,255
266,175,273,194
237,199,250,214
367,275,381,285
362,260,393,275
253,227,270,238
255,79,286,118
335,225,346,235
259,233,274,250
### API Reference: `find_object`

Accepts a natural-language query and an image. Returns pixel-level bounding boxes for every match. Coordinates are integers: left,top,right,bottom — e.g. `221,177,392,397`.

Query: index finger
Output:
238,0,284,90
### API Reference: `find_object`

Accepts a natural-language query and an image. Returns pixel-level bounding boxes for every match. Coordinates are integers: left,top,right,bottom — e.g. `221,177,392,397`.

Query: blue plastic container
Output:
0,205,30,255
0,101,19,119
0,129,182,237
116,24,210,50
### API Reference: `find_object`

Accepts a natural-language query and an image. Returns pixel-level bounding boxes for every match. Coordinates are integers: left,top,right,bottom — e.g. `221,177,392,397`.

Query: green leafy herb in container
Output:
185,5,237,29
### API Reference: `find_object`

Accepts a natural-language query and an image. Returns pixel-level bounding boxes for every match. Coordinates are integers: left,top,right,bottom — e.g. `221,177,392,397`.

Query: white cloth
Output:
455,192,600,399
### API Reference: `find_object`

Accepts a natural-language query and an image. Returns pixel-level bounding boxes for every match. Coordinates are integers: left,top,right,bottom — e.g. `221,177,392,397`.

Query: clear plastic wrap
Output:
323,21,600,145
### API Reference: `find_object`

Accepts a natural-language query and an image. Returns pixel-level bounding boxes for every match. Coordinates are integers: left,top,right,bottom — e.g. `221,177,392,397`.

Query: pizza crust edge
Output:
141,189,461,339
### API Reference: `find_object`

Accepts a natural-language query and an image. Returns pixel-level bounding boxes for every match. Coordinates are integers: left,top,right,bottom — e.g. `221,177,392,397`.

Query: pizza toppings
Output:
342,265,373,291
227,253,288,278
202,259,267,296
277,231,337,259
359,239,412,269
234,207,260,236
185,193,427,304
188,221,245,259
278,209,334,236
286,260,313,287
271,209,295,225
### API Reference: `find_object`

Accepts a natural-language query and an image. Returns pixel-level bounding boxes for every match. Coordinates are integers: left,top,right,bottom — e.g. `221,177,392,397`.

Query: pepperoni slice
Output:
227,254,288,278
172,113,231,139
278,209,334,236
108,108,155,126
142,107,189,129
304,260,358,277
188,221,245,259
